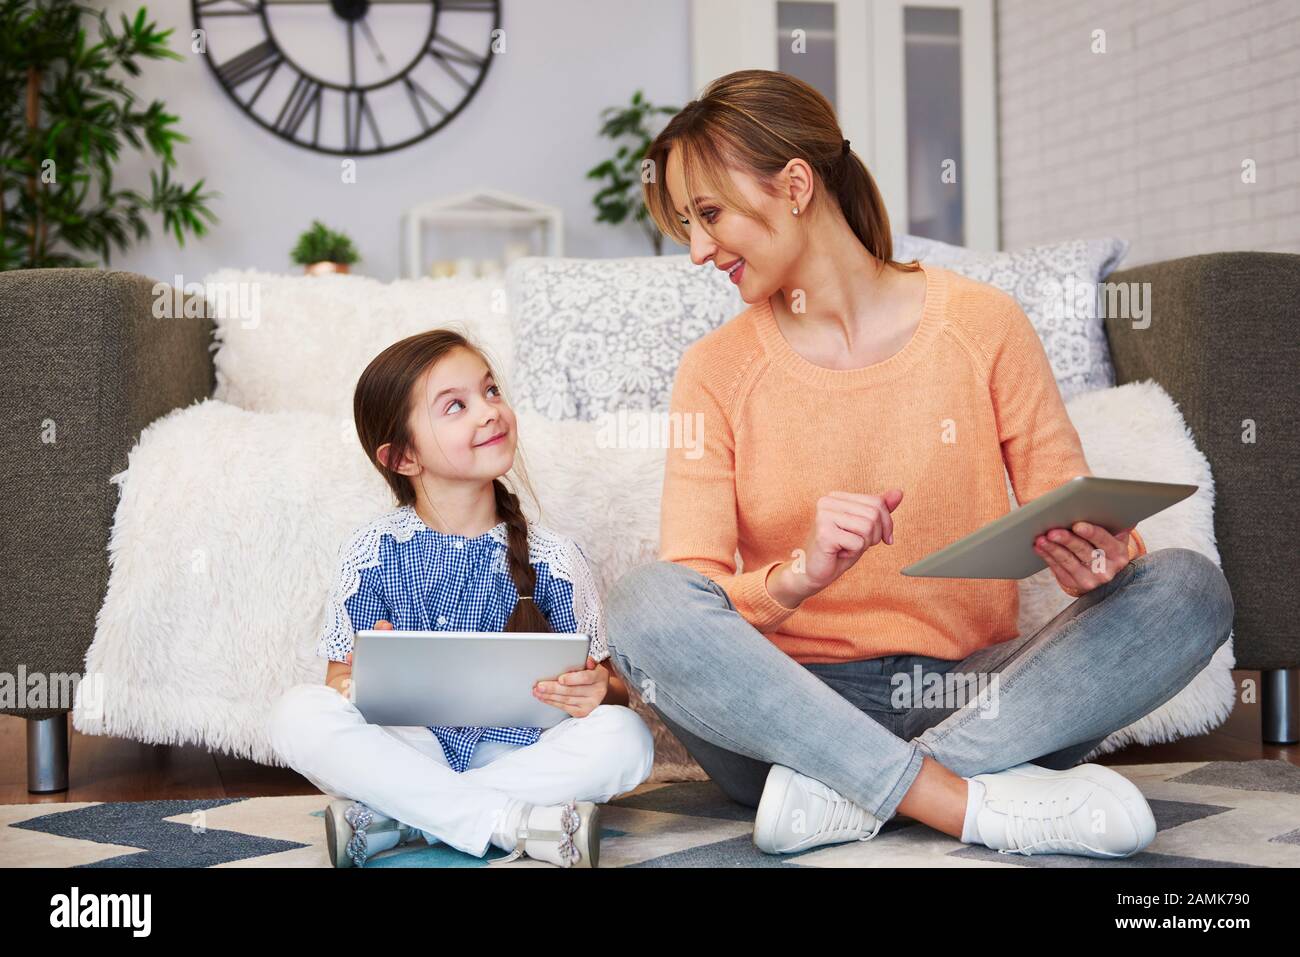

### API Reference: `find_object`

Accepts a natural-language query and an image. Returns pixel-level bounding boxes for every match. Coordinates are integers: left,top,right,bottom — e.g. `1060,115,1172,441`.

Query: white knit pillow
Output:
200,268,513,420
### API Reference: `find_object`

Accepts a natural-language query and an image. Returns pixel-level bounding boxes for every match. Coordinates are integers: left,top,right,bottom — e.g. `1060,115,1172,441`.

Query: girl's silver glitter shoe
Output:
325,799,421,868
488,798,600,868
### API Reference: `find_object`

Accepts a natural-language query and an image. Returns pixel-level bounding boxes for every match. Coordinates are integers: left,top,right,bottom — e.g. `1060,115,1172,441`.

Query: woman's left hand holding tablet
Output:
1033,522,1132,596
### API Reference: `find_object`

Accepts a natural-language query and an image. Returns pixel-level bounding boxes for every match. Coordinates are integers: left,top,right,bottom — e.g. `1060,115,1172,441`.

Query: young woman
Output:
604,69,1234,859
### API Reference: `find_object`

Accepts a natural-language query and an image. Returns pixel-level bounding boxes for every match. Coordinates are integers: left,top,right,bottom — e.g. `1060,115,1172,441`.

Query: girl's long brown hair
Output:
353,330,553,633
642,68,919,277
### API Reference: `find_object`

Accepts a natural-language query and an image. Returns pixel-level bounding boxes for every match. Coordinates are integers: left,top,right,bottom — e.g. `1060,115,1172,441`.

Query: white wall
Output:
996,0,1300,265
86,0,1300,279
101,0,693,283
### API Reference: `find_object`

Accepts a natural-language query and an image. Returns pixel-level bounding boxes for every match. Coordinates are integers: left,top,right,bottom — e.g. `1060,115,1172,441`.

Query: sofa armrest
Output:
1104,251,1300,669
0,268,215,719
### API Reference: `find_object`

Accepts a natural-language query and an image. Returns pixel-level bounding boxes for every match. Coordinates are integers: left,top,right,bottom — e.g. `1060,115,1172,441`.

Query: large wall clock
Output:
193,0,501,156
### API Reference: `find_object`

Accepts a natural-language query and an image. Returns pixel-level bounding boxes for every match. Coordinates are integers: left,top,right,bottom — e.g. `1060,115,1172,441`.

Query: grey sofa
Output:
1,252,1297,793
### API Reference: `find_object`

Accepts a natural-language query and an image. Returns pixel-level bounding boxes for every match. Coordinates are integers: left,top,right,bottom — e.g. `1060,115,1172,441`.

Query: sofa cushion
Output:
77,379,1231,782
507,240,1128,426
505,254,743,421
201,268,513,419
892,234,1130,402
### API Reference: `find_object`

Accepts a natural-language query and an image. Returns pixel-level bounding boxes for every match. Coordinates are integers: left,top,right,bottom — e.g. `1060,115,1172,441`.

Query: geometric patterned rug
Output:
3,760,1298,868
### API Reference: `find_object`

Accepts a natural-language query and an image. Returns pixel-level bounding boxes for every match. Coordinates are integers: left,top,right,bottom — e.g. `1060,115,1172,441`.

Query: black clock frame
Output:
192,0,501,156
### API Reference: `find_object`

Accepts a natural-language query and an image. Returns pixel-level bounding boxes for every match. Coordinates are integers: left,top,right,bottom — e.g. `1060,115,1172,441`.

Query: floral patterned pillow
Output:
507,237,1128,420
891,234,1130,401
506,255,743,420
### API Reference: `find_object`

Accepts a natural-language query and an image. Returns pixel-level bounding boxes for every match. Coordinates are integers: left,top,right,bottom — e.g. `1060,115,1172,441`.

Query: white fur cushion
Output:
1019,380,1236,761
200,268,513,419
76,380,1233,781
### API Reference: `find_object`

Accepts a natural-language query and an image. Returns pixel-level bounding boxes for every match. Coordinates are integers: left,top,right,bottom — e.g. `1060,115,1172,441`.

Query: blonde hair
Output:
643,69,919,276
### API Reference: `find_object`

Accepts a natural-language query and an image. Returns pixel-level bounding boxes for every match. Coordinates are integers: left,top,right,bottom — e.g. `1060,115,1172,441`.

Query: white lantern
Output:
401,187,564,280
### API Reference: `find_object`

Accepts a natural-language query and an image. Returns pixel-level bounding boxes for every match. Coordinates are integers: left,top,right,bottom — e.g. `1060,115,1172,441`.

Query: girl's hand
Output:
1034,522,1132,596
327,651,354,698
327,669,352,698
533,656,607,718
328,619,392,699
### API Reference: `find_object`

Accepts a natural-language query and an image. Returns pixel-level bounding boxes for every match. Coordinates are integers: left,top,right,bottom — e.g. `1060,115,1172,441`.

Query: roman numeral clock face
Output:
193,0,500,155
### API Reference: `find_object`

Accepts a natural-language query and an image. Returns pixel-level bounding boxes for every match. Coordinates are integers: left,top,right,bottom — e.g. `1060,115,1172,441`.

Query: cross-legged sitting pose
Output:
605,69,1233,860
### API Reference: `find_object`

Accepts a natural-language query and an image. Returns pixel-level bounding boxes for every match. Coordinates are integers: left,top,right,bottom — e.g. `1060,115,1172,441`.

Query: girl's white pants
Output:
267,683,656,857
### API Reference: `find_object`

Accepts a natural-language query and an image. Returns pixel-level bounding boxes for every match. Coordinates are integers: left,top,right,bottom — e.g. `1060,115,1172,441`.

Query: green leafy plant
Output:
290,219,360,266
586,89,678,255
0,0,218,270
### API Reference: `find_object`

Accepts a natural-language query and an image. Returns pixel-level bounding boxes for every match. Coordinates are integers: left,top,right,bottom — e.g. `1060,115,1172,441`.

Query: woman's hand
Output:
533,656,608,718
1034,522,1133,596
770,489,905,606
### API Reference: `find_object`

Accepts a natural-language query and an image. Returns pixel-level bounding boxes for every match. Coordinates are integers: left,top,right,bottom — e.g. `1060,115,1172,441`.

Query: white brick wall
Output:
996,0,1300,264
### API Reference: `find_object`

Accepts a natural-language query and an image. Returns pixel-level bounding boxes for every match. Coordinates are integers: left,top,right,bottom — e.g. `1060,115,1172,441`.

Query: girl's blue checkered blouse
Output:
316,504,610,772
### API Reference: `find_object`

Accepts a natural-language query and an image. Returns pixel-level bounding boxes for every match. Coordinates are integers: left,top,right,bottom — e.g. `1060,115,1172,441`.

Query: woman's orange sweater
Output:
658,262,1146,664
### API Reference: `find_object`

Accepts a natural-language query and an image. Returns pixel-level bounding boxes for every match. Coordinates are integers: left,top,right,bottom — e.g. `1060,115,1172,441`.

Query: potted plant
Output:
0,1,218,270
290,219,360,275
586,90,678,255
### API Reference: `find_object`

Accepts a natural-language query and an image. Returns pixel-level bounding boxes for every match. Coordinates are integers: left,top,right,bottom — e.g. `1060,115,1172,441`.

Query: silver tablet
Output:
900,476,1197,580
349,630,591,728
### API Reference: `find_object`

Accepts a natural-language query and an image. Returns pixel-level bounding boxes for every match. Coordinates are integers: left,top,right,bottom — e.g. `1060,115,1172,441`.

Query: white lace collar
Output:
319,505,608,662
394,504,511,545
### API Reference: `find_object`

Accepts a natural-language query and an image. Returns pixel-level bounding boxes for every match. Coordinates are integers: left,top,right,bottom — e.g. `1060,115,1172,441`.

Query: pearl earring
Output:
792,206,800,215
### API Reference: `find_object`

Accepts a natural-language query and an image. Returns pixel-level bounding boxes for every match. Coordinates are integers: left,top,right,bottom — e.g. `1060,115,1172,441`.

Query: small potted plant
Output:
290,220,360,275
586,90,679,255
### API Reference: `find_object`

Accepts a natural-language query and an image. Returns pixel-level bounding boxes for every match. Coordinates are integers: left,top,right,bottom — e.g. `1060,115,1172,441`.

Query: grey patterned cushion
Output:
507,237,1129,421
892,234,1130,401
507,254,743,420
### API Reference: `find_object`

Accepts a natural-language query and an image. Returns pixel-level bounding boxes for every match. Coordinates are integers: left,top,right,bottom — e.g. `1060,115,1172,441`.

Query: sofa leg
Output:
1261,668,1299,745
27,713,69,793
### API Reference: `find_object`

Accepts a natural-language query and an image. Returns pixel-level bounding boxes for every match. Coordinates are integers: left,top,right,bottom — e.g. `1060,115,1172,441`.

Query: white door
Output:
690,0,1000,250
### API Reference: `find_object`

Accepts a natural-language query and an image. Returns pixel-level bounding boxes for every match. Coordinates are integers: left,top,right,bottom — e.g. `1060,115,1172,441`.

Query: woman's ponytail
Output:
836,147,907,270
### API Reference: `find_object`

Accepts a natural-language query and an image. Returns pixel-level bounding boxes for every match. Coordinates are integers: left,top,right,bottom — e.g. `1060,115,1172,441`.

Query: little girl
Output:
267,329,655,868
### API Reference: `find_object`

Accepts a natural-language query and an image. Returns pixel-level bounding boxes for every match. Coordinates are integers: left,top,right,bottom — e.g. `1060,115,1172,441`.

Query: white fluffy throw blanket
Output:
75,380,1234,781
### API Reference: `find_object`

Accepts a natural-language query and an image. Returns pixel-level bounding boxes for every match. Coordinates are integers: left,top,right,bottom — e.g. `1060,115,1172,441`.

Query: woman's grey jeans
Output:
604,547,1234,824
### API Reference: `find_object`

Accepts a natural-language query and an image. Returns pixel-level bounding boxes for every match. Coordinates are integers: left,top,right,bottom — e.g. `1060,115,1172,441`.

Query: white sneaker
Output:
969,762,1157,858
488,799,601,868
752,764,885,854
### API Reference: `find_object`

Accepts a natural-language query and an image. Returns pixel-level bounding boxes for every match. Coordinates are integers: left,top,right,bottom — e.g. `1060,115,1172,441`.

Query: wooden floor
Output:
2,669,1296,804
